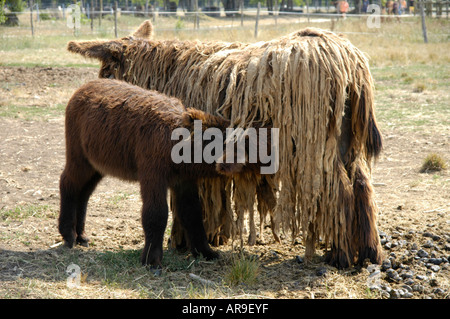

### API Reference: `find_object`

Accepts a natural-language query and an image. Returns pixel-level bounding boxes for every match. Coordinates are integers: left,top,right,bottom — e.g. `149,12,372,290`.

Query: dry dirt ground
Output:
0,66,448,299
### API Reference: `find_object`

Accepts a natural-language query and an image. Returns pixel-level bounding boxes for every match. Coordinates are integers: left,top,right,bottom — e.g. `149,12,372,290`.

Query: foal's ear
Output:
182,108,205,131
182,108,230,132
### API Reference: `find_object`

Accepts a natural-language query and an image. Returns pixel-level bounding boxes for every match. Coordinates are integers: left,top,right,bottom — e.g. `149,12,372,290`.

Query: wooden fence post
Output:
420,0,428,43
306,0,310,23
114,1,118,37
90,0,93,31
446,0,449,19
195,0,199,30
240,0,244,26
29,0,34,36
254,2,260,38
274,0,278,25
114,1,118,38
99,0,102,26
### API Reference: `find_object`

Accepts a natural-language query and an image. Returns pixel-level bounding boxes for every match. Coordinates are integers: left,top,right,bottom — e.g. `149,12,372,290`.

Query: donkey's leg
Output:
247,209,257,246
170,179,219,260
75,172,103,246
140,179,169,268
335,101,383,267
256,176,280,243
59,170,78,248
59,163,99,248
354,166,384,265
324,244,352,269
168,193,188,252
325,103,355,268
305,222,317,262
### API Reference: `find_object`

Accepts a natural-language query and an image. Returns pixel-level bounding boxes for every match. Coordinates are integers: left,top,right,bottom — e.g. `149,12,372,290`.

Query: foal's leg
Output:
75,172,103,246
59,162,100,248
140,178,169,268
170,179,219,260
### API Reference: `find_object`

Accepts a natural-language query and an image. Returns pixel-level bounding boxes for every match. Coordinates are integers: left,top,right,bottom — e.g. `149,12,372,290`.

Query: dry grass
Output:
1,60,448,298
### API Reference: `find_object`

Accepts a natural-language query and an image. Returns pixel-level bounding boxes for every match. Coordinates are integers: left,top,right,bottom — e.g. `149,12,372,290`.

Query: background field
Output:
0,13,449,299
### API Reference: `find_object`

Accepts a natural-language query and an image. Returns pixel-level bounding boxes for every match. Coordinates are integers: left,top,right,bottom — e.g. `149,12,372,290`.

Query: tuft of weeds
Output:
420,153,447,173
413,83,426,93
225,254,260,287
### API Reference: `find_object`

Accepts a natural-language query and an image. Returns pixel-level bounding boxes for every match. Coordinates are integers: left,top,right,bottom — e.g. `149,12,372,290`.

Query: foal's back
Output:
64,79,186,181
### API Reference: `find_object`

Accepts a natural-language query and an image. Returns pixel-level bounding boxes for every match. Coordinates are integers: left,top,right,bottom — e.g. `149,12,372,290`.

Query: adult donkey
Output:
67,21,383,268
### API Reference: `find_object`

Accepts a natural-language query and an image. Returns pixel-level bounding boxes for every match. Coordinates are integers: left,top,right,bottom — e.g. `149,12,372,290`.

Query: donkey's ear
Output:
131,20,153,39
67,40,106,58
67,40,123,61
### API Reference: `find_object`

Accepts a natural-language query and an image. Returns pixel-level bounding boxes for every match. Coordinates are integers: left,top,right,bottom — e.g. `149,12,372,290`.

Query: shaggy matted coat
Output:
67,21,383,268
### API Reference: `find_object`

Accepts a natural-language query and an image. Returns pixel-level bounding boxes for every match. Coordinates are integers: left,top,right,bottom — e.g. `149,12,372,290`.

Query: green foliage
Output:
175,17,184,30
131,0,167,7
288,0,306,6
6,0,25,12
38,12,52,20
0,0,6,24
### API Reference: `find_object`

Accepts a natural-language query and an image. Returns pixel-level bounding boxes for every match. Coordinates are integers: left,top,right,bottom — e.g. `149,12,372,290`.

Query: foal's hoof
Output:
76,235,90,247
148,265,162,277
63,240,74,249
63,242,73,249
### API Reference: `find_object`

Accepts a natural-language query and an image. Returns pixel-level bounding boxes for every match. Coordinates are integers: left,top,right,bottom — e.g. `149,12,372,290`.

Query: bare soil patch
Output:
0,66,448,299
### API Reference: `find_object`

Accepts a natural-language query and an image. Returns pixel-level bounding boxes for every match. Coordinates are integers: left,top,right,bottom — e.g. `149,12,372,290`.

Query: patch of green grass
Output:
162,248,198,272
107,192,139,206
225,254,260,287
373,64,449,90
372,64,450,132
97,249,143,285
108,193,129,206
0,204,52,221
94,248,195,286
0,103,66,120
0,62,100,68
